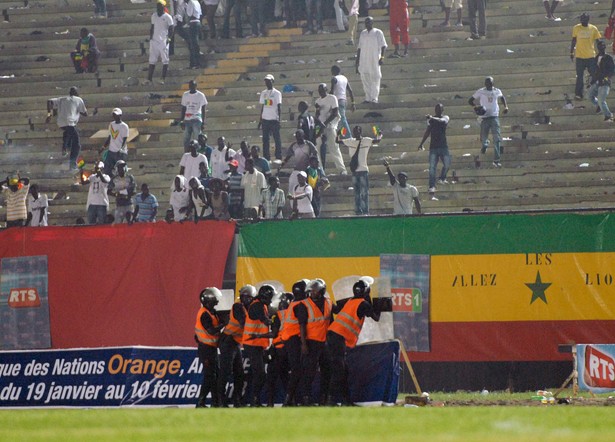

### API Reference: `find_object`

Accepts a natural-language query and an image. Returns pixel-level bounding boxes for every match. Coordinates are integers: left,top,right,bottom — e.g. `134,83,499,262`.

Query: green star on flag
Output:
525,271,552,305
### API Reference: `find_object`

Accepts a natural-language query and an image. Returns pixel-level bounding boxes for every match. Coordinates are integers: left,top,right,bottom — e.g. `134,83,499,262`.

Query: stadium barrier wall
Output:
0,342,399,407
0,221,236,350
2,213,615,390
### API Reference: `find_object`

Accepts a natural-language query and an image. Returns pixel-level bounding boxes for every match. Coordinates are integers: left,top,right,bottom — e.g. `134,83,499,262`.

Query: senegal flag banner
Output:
237,213,615,363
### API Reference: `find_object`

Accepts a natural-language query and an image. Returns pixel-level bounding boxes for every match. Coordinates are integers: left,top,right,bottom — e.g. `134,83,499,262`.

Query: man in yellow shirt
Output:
570,13,601,99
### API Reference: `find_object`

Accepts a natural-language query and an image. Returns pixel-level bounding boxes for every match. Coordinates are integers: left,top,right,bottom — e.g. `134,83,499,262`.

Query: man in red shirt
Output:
389,0,410,57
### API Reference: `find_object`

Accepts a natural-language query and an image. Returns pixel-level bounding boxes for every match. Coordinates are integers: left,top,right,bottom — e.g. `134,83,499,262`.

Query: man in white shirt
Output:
180,140,209,181
356,17,387,103
468,76,509,168
315,83,345,175
258,74,283,160
81,161,111,225
103,108,129,175
176,0,202,69
384,160,422,215
46,86,88,170
288,171,314,218
210,136,236,179
341,0,359,45
180,80,208,152
147,1,174,84
233,141,251,174
108,160,136,224
339,125,382,215
280,129,319,194
240,158,267,218
330,65,355,142
27,184,48,227
170,175,191,222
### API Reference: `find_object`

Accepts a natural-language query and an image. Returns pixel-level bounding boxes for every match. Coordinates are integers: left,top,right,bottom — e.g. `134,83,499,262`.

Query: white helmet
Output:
200,287,222,307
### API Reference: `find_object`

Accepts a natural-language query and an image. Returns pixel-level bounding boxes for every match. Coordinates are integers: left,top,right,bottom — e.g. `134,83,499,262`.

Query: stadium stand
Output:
1,0,614,225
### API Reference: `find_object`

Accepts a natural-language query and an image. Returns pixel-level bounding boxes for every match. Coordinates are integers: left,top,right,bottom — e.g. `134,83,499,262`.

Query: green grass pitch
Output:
2,405,615,442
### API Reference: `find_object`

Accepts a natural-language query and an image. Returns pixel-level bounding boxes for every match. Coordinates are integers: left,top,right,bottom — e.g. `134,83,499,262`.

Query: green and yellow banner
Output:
237,214,615,362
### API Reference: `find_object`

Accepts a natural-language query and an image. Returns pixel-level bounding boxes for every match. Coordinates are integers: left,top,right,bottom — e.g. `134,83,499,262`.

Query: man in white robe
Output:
355,16,387,103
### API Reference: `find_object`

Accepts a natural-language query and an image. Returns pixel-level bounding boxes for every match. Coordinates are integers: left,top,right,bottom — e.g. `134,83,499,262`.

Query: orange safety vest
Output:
272,310,287,348
242,300,270,348
223,302,246,344
328,298,365,348
194,307,220,347
304,297,332,342
280,300,302,341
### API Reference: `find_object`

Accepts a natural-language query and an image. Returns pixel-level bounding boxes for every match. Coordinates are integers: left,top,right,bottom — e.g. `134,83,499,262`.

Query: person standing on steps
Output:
315,83,345,174
388,0,410,58
47,86,88,171
418,103,451,197
570,13,601,100
102,108,129,175
469,76,508,168
180,80,208,153
330,65,356,141
258,74,283,160
356,17,387,104
147,1,174,84
384,160,422,214
466,0,486,40
588,39,615,122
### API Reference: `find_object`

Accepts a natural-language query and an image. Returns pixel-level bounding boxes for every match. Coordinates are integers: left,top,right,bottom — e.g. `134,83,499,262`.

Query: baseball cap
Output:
112,108,122,116
96,161,105,169
264,74,275,81
115,160,126,168
228,159,239,167
297,171,307,178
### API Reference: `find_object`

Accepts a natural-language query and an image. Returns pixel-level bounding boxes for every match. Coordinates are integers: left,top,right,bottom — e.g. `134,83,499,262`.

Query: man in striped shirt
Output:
1,175,30,227
130,183,158,223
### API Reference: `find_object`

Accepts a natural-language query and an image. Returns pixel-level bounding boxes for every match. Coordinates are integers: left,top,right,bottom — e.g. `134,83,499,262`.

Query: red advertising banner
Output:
0,222,235,349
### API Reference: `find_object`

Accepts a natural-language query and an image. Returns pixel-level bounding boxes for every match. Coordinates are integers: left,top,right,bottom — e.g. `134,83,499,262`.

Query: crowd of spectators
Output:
4,0,614,227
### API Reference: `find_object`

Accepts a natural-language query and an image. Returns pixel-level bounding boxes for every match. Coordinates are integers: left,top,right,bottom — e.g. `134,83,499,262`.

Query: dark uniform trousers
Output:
266,346,290,406
326,330,351,404
243,344,266,406
217,334,244,407
197,343,219,407
299,339,325,405
283,335,303,405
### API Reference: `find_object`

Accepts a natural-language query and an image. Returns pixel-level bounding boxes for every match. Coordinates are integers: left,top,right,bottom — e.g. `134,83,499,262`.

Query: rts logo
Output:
390,288,422,313
7,288,41,308
583,345,615,388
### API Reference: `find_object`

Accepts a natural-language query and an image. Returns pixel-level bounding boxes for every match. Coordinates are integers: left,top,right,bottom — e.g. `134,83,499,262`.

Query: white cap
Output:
297,171,307,178
96,161,105,169
264,74,275,81
112,108,122,116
